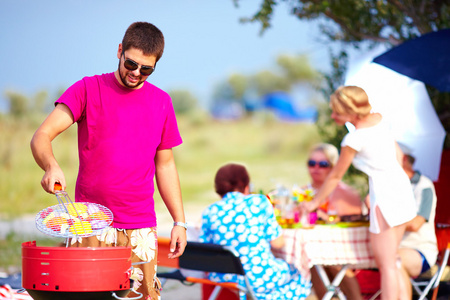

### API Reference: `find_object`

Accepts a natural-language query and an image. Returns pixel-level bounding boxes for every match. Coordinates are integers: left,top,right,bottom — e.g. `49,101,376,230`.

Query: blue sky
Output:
0,0,332,110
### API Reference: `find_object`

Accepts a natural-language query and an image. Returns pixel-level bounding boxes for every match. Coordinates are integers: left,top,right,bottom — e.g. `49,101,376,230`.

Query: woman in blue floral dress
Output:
199,163,311,300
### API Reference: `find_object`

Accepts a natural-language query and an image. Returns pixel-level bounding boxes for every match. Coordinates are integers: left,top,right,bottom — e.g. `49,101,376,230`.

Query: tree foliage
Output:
276,54,318,83
316,48,349,147
5,90,29,118
228,73,250,100
211,53,320,114
33,90,49,113
252,70,291,96
313,47,368,188
168,89,199,114
4,89,55,118
234,0,450,147
235,0,450,45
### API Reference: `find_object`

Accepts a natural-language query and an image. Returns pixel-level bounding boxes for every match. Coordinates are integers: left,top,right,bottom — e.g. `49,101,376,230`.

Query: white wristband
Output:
173,222,188,230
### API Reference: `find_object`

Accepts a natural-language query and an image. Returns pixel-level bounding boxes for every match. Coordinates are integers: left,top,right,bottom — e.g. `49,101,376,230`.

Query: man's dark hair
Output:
214,163,250,197
122,22,165,62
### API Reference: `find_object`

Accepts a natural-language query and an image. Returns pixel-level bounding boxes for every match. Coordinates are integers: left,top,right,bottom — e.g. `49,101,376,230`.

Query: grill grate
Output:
35,184,113,238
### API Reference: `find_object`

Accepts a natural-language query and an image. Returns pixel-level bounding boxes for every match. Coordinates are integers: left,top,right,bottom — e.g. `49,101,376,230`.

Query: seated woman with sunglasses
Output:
303,143,364,222
302,143,365,300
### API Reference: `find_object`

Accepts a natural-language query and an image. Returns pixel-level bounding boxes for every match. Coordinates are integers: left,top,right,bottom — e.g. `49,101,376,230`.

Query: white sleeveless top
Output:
341,120,416,233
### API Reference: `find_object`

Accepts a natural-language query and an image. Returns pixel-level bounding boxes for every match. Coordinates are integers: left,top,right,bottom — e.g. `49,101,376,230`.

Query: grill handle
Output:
112,290,143,299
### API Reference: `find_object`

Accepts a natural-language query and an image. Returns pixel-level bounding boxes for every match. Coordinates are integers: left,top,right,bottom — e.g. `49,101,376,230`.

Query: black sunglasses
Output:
122,52,155,76
307,160,331,168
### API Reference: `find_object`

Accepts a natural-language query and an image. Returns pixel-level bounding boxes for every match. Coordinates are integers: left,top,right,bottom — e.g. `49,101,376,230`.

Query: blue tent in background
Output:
210,91,317,121
264,91,317,122
210,101,245,120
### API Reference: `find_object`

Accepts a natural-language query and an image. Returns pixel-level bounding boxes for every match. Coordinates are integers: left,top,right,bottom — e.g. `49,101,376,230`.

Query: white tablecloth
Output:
273,224,377,278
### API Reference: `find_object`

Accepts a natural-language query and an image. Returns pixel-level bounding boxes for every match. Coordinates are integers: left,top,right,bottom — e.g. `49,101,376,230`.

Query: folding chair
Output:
157,237,257,300
410,242,450,300
367,231,450,300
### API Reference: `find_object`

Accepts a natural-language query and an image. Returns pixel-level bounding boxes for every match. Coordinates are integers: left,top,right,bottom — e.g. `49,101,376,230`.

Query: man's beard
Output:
117,62,144,88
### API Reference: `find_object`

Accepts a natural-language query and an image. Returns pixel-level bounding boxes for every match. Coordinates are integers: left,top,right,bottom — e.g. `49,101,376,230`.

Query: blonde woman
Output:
302,86,416,299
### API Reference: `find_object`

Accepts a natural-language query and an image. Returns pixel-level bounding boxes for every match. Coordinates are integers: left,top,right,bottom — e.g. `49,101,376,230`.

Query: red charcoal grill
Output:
22,241,140,300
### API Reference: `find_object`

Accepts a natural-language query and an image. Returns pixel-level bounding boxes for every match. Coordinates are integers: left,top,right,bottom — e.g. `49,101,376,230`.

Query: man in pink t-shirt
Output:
30,22,186,299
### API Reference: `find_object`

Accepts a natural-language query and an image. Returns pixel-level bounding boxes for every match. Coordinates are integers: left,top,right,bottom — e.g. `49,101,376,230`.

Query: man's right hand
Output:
41,165,66,194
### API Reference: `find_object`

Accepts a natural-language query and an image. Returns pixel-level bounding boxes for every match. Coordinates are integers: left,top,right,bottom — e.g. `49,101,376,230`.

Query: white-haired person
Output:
398,143,438,299
302,86,416,300
303,143,364,221
303,142,365,299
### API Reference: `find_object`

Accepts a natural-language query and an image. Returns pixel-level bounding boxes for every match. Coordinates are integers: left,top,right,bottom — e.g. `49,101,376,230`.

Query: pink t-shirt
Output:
56,72,182,229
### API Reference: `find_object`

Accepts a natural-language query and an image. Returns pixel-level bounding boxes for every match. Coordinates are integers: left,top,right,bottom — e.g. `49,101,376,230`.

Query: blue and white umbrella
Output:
345,44,446,181
373,29,450,92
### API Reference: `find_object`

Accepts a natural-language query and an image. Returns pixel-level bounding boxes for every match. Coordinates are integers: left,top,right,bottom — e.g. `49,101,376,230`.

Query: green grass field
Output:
0,111,321,218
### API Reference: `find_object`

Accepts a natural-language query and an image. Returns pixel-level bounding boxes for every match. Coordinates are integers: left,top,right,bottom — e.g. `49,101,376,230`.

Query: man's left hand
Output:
168,226,187,258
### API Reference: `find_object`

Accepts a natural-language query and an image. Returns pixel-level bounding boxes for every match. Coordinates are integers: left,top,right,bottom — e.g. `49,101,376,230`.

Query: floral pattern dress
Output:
199,192,311,300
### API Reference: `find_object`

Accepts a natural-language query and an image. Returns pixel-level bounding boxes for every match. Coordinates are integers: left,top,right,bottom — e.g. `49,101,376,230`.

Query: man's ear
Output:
117,44,123,59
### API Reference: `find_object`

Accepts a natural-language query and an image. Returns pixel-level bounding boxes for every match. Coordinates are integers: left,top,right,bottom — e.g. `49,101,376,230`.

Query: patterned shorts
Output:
69,227,161,300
